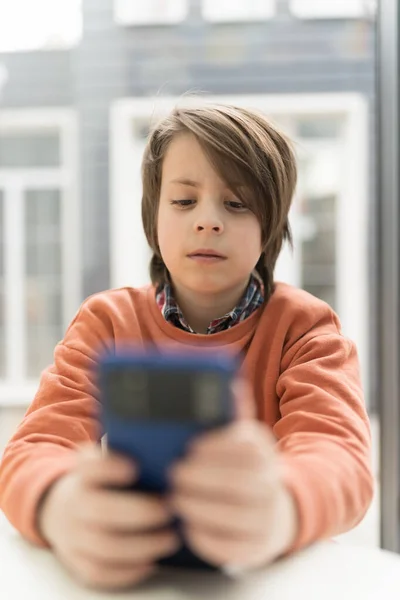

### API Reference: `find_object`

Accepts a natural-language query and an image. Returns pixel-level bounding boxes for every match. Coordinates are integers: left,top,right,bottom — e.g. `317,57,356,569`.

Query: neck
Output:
172,279,250,334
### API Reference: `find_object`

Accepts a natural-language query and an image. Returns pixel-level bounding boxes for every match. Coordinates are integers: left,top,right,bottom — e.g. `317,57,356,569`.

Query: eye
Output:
170,199,195,207
225,200,248,211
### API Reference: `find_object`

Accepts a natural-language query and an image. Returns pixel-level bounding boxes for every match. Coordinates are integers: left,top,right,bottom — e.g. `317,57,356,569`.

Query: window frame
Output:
289,0,373,20
201,0,276,23
110,93,369,404
376,0,400,553
0,109,80,406
114,0,189,26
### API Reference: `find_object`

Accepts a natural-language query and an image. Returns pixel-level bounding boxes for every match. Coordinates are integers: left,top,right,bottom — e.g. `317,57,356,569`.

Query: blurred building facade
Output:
0,0,376,408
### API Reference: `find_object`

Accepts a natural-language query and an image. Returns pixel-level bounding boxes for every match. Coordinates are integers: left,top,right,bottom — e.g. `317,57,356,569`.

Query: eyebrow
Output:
169,178,201,188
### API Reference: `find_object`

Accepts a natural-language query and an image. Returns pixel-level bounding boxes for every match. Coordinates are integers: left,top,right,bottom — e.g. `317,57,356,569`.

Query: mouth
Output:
187,249,227,260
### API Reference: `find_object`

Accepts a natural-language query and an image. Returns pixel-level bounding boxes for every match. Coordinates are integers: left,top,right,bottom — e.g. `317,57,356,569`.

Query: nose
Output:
193,207,224,234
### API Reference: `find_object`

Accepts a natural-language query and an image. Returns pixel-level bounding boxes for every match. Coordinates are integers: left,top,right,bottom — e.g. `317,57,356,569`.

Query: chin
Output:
186,278,232,296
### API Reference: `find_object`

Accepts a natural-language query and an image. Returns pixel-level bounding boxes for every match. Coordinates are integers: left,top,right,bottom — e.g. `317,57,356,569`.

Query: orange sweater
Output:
0,282,373,550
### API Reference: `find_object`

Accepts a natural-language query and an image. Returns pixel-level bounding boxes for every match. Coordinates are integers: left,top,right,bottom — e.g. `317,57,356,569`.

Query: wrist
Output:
36,474,69,545
223,485,299,576
274,484,299,557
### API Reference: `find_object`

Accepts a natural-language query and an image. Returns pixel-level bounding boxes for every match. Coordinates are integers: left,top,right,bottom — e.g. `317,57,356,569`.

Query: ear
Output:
232,378,256,421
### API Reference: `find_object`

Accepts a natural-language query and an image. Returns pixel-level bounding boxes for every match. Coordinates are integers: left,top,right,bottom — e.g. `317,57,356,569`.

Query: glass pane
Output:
133,119,152,140
0,191,5,378
296,145,339,311
296,117,342,139
0,132,60,168
300,194,337,310
24,189,63,378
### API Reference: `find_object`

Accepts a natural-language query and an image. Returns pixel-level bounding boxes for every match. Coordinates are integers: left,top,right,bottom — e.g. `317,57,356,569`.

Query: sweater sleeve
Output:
0,298,113,546
274,309,374,550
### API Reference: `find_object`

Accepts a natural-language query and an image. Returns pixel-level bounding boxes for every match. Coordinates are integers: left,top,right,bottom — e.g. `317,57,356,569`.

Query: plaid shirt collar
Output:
156,272,264,335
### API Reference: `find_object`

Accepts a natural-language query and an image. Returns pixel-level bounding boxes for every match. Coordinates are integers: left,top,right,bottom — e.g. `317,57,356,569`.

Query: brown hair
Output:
141,103,297,300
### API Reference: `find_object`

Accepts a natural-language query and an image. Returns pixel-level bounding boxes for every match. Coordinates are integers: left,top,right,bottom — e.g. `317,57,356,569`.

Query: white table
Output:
1,513,400,600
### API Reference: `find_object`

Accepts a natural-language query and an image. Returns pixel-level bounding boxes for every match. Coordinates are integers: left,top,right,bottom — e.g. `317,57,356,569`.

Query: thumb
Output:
232,378,256,421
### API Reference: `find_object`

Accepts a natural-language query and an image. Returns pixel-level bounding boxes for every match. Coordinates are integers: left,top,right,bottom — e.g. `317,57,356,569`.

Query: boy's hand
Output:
38,445,180,591
169,384,298,571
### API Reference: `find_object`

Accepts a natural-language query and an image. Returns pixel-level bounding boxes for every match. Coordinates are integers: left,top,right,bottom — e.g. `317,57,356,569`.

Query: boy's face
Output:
157,133,262,301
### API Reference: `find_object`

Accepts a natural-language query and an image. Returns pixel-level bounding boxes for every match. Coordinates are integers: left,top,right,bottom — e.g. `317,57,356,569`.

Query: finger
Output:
184,524,270,569
187,422,276,466
76,528,180,564
78,446,137,488
169,461,277,505
232,379,256,421
170,493,270,538
60,549,156,592
78,489,173,531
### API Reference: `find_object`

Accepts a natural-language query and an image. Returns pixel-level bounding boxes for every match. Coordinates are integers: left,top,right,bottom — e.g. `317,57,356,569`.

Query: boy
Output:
0,103,373,591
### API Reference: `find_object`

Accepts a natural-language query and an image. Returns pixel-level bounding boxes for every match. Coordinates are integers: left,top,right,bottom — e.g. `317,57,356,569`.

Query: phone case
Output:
98,348,237,570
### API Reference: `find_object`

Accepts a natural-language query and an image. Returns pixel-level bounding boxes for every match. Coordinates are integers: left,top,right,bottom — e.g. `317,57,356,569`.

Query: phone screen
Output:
103,365,229,424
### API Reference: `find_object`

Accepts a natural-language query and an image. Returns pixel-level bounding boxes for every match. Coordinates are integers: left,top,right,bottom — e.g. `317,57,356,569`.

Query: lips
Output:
188,249,227,259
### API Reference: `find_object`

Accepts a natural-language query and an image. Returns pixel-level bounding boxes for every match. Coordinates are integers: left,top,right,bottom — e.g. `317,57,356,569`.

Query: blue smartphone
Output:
98,346,238,570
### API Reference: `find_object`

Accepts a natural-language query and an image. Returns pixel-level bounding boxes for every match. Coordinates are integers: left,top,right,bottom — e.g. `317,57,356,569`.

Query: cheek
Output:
157,207,181,261
235,219,262,256
156,209,167,251
157,204,170,246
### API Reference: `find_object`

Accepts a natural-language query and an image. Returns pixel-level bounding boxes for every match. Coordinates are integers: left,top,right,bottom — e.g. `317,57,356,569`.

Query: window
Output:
0,111,80,405
25,190,63,378
0,132,60,168
202,0,275,22
290,0,374,19
296,142,341,310
0,0,82,52
0,192,5,378
110,94,369,403
114,0,188,26
0,64,8,98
